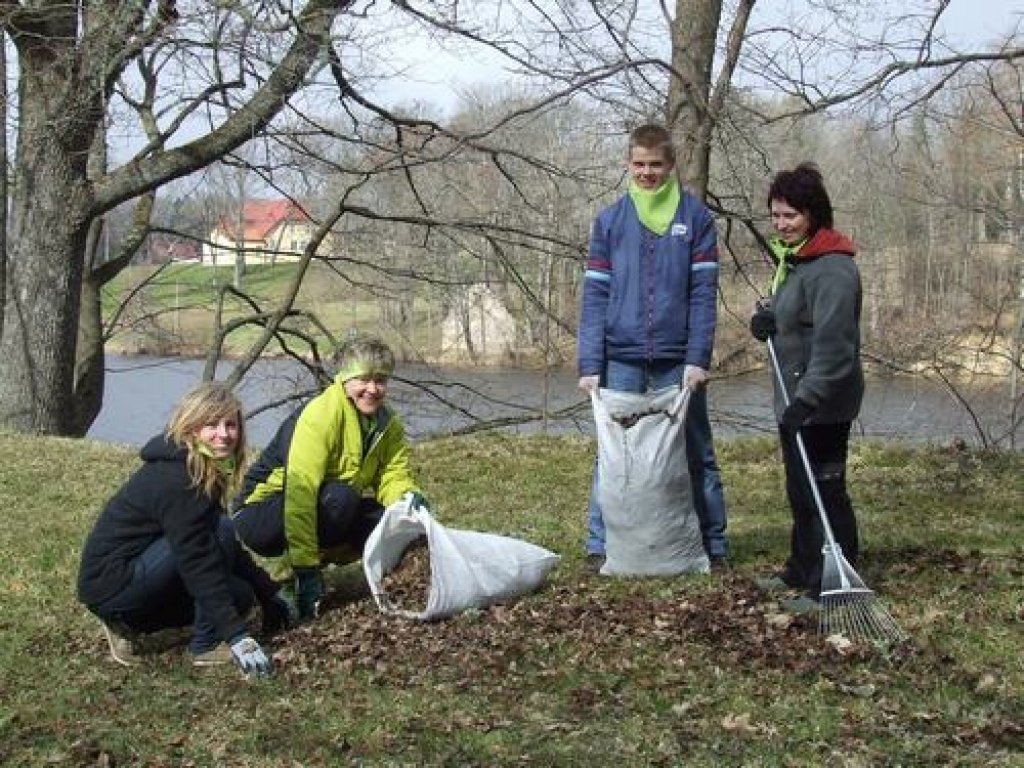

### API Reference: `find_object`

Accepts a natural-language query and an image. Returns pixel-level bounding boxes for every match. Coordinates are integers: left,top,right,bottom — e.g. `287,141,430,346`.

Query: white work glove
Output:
578,375,600,394
229,634,274,677
683,365,709,390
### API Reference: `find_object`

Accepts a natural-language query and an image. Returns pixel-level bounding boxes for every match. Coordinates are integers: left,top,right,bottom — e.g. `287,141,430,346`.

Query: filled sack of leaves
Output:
363,494,561,620
593,386,709,576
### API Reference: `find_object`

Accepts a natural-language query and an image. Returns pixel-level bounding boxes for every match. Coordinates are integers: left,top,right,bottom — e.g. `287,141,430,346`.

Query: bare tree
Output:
0,0,350,435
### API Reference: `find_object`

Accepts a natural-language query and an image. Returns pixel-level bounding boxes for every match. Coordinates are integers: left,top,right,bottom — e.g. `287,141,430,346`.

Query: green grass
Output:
0,432,1021,766
101,262,441,357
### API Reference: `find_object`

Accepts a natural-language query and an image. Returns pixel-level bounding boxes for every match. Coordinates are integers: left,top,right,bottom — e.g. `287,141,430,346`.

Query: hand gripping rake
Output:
766,337,906,643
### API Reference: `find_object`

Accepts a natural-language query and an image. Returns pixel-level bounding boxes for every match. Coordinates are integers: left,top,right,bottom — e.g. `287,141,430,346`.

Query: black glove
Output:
750,306,776,342
294,567,324,621
781,398,815,430
260,588,299,636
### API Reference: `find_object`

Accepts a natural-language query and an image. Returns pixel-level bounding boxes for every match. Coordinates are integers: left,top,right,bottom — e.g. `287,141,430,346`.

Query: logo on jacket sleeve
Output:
670,223,689,239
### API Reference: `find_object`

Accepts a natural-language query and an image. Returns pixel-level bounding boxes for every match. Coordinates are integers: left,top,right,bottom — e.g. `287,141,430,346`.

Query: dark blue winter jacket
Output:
577,191,719,376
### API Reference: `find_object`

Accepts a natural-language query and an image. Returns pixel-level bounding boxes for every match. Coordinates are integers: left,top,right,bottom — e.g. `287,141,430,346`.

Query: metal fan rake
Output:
766,337,907,644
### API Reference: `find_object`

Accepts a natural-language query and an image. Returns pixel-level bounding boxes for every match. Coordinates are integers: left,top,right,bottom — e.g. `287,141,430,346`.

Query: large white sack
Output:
363,495,560,620
593,386,709,576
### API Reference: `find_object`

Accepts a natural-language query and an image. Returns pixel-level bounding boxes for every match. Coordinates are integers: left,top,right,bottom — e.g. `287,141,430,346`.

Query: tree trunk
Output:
0,0,348,435
667,0,724,200
73,271,106,436
0,35,7,341
0,34,100,433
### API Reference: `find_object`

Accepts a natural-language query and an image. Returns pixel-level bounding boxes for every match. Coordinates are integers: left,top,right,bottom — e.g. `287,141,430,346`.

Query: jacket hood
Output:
798,228,856,260
139,433,188,463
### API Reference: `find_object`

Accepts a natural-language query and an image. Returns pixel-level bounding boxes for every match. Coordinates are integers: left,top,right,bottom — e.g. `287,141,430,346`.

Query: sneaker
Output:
585,553,605,574
101,621,138,667
782,595,821,616
190,644,233,667
709,556,730,573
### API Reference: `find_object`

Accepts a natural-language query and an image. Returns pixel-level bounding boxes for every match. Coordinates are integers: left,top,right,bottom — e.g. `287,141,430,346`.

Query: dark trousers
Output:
232,480,384,559
778,421,859,594
91,516,256,653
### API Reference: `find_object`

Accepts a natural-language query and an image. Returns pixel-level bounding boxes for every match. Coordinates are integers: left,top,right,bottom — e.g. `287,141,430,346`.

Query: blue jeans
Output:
92,516,256,653
586,359,729,559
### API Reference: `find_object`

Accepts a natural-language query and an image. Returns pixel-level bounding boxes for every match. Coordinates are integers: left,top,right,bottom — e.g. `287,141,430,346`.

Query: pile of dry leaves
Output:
271,571,903,684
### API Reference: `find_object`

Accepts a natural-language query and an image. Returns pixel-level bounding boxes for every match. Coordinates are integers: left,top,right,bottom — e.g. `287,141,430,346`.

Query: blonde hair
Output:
165,382,246,502
333,336,396,383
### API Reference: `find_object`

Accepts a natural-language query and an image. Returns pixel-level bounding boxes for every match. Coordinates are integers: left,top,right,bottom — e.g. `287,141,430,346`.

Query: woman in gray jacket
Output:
749,163,863,613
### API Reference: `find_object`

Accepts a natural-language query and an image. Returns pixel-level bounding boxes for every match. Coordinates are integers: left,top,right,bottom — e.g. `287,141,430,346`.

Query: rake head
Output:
818,543,907,644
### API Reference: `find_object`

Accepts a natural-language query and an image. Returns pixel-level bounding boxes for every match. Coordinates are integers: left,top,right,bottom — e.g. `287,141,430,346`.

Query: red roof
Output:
217,200,311,242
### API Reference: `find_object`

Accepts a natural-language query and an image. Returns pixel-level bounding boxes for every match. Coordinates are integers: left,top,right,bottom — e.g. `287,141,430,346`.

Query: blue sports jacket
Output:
577,191,719,376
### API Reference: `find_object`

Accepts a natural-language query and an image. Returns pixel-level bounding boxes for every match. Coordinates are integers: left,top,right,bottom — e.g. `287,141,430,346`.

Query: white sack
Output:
593,386,709,576
363,495,561,620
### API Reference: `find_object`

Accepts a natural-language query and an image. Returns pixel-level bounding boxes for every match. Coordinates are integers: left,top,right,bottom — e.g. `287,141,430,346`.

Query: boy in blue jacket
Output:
578,123,728,570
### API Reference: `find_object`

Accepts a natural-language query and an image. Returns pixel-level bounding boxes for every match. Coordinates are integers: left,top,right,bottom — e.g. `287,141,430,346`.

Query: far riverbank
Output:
88,354,1019,449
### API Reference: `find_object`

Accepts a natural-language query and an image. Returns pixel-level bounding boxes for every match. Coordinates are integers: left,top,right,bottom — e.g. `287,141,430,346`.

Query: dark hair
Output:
628,124,676,163
768,162,833,233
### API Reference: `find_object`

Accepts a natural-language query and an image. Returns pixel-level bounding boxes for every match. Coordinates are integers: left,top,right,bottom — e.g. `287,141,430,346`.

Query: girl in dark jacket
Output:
749,163,864,613
78,383,293,675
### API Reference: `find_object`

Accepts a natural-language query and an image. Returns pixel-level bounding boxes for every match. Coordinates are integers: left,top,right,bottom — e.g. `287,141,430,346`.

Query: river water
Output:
86,354,1019,449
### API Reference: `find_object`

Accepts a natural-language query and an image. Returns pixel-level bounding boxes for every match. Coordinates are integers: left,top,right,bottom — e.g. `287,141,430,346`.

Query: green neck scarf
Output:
196,440,237,476
628,176,680,236
768,235,808,294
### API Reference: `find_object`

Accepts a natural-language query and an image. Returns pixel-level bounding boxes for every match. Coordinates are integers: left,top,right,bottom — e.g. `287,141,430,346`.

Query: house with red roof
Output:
201,199,320,266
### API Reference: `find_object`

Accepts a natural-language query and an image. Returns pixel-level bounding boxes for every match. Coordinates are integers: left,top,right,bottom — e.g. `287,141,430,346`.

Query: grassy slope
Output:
102,263,431,357
0,432,1021,766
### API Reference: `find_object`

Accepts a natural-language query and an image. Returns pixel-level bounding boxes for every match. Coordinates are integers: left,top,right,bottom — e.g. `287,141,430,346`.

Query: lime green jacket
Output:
239,379,418,568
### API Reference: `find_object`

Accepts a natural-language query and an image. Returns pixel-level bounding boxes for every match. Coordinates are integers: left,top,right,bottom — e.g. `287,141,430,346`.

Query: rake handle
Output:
765,336,841,551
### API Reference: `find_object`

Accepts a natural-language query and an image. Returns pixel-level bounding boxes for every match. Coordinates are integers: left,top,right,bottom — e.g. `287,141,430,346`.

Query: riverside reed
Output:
0,431,1021,766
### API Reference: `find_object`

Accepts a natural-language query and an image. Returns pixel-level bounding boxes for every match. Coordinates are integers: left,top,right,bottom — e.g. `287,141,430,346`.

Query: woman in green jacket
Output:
233,337,428,619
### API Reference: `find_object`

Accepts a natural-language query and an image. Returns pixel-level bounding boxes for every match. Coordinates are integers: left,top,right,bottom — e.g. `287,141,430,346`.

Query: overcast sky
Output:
375,0,1023,113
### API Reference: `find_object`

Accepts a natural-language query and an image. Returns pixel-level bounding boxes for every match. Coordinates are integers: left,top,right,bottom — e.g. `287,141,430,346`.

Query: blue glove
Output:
261,588,299,636
294,567,324,620
229,635,274,677
781,398,815,430
750,306,776,342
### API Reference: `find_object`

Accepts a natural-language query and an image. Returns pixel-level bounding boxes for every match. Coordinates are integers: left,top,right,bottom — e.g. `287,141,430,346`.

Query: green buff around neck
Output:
196,440,237,475
628,176,680,235
768,235,807,294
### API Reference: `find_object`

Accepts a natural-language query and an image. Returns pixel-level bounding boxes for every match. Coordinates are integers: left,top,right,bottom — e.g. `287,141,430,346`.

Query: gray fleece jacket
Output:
768,228,864,424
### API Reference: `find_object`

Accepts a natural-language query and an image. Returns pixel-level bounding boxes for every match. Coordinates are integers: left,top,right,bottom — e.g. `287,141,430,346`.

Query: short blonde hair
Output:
333,337,396,383
165,382,246,502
